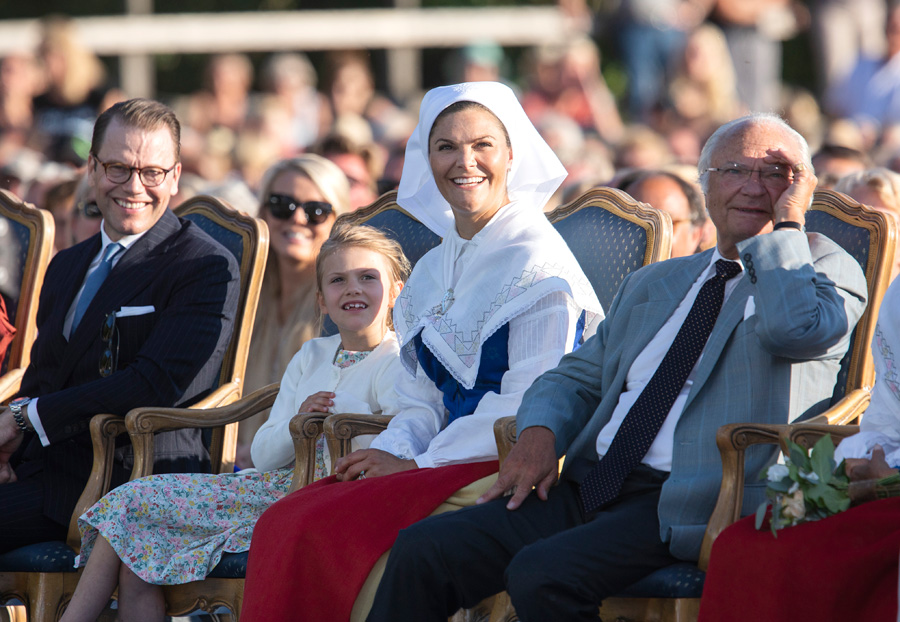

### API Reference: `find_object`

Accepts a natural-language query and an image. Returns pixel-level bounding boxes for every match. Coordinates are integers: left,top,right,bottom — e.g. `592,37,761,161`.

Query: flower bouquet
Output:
756,434,900,536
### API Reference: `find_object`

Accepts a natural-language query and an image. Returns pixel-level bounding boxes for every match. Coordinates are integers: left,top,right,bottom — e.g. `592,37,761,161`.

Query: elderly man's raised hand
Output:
765,146,817,226
477,425,558,510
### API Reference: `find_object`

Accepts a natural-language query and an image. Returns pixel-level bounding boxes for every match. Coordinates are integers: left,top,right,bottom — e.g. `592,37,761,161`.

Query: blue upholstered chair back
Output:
547,187,672,311
805,190,897,406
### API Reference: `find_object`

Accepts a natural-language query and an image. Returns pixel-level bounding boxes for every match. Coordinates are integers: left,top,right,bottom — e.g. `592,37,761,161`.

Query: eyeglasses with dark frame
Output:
100,312,118,378
706,163,792,189
265,194,334,224
92,155,177,188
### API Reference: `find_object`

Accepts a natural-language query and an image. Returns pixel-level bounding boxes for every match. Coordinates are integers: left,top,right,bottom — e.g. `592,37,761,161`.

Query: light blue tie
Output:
71,242,123,333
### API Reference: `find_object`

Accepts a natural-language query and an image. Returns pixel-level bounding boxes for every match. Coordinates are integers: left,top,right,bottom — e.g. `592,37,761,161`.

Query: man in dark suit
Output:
0,98,240,552
366,114,869,621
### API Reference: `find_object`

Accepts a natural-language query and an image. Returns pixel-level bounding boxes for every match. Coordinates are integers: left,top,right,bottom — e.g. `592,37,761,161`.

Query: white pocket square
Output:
743,296,756,320
117,305,156,318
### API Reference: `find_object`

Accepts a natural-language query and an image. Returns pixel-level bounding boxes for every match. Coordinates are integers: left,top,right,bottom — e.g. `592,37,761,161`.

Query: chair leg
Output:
2,606,27,622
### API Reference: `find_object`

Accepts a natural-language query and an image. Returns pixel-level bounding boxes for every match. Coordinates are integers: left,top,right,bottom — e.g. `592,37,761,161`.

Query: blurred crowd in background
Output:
3,0,900,261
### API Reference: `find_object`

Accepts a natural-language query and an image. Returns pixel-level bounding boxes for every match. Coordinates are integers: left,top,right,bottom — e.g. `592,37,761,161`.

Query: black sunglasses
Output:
78,200,102,219
100,312,118,378
265,194,333,224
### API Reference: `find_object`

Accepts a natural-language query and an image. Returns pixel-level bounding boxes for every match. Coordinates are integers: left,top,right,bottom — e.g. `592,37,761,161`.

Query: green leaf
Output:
807,482,849,514
755,501,769,531
767,478,793,493
788,441,812,471
810,435,836,484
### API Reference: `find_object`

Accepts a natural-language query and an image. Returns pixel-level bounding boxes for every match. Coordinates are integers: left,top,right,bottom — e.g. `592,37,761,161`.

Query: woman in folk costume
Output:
240,81,604,622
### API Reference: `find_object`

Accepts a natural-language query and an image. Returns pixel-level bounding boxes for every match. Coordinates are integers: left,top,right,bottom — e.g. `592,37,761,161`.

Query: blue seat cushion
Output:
617,562,706,598
206,551,248,579
0,541,77,573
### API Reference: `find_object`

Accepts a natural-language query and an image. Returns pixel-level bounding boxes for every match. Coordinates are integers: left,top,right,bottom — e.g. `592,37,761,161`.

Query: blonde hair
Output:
315,223,411,331
38,16,105,106
834,167,900,214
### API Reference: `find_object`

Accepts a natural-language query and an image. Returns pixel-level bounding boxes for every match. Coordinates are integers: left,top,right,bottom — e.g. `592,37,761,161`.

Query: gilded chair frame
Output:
0,190,54,402
803,189,896,425
0,196,267,621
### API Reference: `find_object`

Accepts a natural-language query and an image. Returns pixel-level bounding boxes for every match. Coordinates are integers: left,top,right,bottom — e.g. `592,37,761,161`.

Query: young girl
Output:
59,223,410,622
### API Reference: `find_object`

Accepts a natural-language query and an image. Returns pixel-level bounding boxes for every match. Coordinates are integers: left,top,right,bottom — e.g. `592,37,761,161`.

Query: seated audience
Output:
240,81,603,622
58,224,409,622
70,172,103,246
236,154,349,468
0,98,240,552
365,112,868,621
619,169,708,257
834,167,900,283
812,144,872,189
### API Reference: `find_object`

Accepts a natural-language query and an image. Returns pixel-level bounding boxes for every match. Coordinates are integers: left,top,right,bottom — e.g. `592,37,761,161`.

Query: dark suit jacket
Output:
12,208,240,526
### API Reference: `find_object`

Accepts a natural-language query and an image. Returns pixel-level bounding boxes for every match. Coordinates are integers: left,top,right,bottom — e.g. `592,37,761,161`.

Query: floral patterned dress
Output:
75,348,372,585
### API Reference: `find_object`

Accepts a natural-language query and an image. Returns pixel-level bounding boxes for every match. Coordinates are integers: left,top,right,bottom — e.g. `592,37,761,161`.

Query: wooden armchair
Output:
802,189,897,425
0,189,54,403
0,196,267,621
488,190,896,621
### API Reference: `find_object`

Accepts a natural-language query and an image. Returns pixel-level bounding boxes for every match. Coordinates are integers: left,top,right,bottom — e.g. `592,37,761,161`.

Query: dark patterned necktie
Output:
578,259,743,515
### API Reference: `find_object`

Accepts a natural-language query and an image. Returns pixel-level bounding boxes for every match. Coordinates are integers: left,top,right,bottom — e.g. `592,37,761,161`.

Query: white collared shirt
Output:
30,222,149,447
594,250,744,471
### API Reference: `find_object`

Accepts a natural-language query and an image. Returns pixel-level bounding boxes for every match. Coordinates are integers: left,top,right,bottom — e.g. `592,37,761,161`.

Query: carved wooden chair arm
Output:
323,413,393,471
0,368,24,404
803,388,871,426
66,413,129,549
789,423,860,450
698,422,793,570
288,412,328,494
188,381,243,409
124,383,281,480
493,416,517,465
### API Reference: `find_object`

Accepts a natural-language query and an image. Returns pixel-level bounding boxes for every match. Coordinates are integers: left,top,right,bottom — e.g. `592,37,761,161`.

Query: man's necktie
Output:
578,259,743,515
71,242,123,334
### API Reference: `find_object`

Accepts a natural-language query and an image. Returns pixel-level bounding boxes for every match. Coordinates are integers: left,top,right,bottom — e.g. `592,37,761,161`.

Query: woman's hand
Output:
845,445,899,481
334,448,417,481
299,391,335,413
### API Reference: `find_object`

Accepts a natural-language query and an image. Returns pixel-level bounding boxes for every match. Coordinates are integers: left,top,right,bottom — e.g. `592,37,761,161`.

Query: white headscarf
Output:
397,81,568,236
393,82,603,389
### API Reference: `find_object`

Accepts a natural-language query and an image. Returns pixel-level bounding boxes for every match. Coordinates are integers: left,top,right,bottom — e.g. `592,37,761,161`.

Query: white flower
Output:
782,489,806,520
767,464,790,482
799,470,820,484
788,482,799,495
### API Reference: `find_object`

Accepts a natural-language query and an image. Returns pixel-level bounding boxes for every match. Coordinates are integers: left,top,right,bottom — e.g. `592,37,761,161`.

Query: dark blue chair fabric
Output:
618,562,706,598
805,210,870,405
552,207,648,312
206,551,248,579
0,541,77,573
360,209,441,268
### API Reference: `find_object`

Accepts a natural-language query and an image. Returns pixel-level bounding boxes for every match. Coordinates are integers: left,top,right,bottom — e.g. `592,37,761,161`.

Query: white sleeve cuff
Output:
28,398,51,447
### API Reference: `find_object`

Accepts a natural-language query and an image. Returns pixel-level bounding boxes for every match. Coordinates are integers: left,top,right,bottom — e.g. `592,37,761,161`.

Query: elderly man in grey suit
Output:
366,113,869,621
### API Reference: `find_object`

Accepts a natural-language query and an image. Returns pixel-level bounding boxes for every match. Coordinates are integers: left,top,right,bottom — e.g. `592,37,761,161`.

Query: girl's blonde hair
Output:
315,223,412,331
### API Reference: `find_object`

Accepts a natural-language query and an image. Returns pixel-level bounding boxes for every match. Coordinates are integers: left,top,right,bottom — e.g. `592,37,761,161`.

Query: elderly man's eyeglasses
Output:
706,163,791,189
93,156,177,188
100,312,118,378
266,194,333,224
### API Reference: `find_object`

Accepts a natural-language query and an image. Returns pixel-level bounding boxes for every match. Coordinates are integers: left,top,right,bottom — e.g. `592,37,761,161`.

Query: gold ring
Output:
795,163,806,172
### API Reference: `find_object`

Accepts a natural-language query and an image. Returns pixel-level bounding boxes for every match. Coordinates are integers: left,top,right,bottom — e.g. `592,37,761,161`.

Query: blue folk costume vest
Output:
395,201,602,428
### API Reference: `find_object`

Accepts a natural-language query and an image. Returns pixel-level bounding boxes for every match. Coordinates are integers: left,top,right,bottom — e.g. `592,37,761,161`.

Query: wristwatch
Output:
9,396,33,433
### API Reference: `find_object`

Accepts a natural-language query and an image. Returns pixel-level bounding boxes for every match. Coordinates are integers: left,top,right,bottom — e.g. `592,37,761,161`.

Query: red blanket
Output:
241,460,499,622
0,295,15,371
699,497,900,621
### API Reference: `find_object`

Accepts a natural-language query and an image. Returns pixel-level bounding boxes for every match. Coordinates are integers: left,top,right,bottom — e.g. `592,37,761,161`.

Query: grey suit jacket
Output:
517,230,868,561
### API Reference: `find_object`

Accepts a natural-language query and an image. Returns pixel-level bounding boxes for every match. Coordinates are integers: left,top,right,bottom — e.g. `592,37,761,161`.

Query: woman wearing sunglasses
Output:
237,154,350,468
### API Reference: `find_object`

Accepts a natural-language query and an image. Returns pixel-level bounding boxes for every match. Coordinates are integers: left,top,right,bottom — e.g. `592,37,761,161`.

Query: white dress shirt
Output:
594,250,744,471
